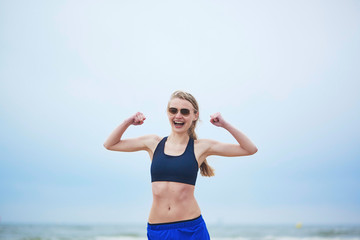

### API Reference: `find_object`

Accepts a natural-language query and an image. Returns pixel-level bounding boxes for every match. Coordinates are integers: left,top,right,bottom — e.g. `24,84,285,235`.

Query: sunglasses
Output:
168,107,191,116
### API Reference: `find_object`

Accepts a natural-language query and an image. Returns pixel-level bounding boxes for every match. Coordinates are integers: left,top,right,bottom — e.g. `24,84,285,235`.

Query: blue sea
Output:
1,223,359,240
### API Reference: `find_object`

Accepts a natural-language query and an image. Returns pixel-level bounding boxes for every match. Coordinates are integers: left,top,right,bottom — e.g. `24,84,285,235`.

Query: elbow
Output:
248,147,258,155
103,143,111,150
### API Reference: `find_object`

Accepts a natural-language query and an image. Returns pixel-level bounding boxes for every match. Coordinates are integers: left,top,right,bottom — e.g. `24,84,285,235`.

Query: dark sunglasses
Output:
168,107,191,116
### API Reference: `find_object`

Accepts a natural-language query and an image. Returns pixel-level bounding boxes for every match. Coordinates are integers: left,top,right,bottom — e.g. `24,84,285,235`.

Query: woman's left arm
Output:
204,112,258,157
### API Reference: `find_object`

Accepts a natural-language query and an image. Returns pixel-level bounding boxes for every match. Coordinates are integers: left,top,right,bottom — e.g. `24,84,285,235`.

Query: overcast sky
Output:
1,0,359,225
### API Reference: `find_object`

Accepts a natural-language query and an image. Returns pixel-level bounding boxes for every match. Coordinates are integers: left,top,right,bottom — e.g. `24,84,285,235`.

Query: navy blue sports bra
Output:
151,137,199,186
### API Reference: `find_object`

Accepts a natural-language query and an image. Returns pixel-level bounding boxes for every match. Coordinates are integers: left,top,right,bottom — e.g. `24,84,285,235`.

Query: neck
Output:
168,132,189,144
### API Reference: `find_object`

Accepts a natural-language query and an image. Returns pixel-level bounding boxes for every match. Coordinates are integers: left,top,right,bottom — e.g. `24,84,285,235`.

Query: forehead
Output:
169,98,193,108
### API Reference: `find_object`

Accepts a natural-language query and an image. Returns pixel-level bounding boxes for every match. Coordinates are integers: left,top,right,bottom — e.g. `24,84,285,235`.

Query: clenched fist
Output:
210,112,227,128
128,112,146,126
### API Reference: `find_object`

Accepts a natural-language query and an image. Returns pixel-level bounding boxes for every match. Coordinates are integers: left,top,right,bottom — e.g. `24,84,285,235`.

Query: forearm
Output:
103,118,132,148
223,122,258,154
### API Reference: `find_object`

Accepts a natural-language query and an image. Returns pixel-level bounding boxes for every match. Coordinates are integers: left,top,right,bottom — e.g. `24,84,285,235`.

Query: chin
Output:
172,125,189,134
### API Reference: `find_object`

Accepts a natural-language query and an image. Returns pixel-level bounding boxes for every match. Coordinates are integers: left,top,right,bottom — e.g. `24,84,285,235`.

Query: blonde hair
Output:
169,90,215,177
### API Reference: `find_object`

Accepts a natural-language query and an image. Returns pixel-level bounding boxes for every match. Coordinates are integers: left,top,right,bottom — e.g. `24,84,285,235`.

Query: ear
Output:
194,111,199,121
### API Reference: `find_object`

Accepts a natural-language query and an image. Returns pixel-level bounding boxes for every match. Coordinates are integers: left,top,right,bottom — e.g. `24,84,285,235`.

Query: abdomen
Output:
148,182,201,223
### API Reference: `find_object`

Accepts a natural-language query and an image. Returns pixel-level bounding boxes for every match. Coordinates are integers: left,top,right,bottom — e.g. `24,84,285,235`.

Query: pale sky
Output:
1,0,359,224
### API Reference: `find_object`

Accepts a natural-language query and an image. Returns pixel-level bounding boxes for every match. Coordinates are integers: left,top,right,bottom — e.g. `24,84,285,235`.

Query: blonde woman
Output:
103,90,258,240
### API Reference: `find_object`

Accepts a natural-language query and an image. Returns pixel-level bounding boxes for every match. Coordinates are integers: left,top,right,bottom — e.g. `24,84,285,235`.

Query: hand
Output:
128,112,146,126
210,112,226,127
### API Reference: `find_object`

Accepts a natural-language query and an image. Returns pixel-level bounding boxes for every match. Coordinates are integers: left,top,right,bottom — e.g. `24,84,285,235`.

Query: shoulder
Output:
141,134,162,144
140,135,162,156
194,138,218,151
193,139,219,161
195,138,218,146
141,134,163,149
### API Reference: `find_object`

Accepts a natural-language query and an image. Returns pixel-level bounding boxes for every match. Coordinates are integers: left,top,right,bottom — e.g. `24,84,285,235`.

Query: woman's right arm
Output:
103,112,158,153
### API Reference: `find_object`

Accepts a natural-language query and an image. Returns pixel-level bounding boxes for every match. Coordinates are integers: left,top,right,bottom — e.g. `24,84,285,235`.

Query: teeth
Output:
175,121,183,124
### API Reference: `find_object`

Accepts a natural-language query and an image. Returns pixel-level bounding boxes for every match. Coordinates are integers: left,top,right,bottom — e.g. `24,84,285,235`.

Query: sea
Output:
1,223,359,240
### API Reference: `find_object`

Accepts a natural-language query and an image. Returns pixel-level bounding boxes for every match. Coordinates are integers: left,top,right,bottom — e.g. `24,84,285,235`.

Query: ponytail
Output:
188,121,215,177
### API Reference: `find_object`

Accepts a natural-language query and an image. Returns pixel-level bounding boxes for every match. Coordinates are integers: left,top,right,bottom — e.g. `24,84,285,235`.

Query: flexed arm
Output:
202,113,258,158
103,112,153,152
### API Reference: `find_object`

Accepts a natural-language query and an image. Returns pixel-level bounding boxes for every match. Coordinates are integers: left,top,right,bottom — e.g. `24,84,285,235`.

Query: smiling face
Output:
167,98,199,135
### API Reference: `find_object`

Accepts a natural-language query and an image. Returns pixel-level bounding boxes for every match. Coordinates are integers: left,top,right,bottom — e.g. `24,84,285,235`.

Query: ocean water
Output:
0,223,359,240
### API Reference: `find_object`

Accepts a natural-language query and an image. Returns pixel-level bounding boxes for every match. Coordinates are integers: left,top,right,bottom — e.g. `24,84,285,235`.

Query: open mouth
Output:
173,121,185,127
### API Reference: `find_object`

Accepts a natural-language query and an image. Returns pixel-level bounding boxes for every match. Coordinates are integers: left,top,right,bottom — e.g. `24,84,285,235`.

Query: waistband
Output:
147,215,204,230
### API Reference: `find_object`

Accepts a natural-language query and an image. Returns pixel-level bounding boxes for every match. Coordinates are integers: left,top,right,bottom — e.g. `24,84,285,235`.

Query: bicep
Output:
105,135,157,152
205,140,253,157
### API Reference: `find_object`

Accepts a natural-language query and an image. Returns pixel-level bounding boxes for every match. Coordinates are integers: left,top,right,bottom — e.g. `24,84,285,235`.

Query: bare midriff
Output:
148,181,201,224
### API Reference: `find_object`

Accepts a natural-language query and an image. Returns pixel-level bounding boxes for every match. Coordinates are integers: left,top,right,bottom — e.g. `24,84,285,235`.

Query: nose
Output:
175,111,183,118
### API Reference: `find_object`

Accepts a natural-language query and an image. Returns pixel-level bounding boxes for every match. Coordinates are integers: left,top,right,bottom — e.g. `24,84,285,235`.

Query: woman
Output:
103,90,258,240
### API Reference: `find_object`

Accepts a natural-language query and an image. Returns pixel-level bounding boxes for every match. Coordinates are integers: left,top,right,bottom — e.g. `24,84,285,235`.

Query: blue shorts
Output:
147,215,210,240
